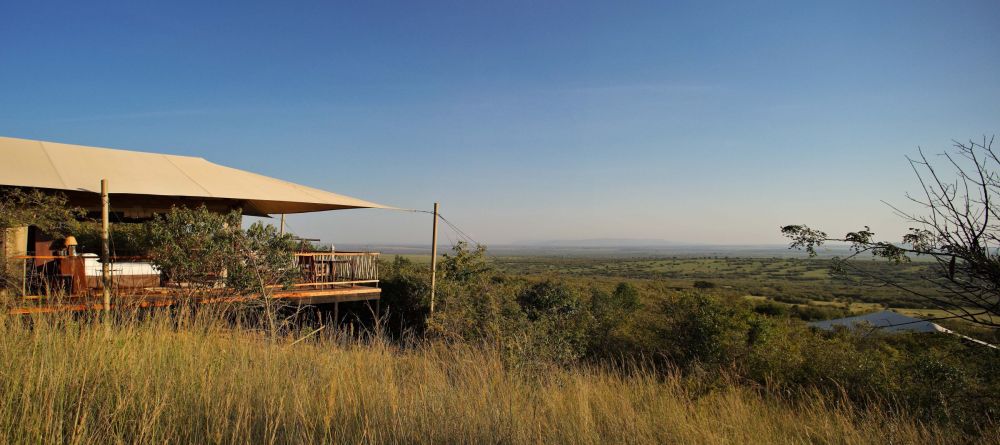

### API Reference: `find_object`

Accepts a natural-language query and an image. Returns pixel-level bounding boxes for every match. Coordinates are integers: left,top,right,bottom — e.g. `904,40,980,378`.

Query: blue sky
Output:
2,1,999,246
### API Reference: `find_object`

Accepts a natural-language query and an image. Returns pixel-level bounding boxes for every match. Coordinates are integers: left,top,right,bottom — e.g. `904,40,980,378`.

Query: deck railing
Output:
292,252,380,289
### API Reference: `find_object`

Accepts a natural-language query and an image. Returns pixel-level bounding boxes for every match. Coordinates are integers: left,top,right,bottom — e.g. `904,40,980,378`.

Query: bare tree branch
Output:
783,136,1000,327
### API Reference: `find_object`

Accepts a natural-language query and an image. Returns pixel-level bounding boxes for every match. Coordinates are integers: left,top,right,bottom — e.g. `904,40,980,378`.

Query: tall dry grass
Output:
0,312,989,445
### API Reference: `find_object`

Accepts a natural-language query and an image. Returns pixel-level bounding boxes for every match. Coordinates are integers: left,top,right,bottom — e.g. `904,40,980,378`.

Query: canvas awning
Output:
0,136,390,217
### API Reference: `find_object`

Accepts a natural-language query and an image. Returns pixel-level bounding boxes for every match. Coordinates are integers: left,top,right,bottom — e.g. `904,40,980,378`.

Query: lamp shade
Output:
64,236,78,247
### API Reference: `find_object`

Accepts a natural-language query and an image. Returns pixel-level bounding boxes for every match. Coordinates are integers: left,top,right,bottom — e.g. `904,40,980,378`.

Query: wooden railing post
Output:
101,179,111,311
430,203,439,314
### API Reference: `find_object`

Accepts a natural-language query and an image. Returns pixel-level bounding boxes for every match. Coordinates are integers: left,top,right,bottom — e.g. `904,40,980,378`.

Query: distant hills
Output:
338,239,857,258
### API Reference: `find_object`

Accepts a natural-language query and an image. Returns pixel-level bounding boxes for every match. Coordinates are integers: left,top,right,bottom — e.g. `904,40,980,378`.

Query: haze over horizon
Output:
3,1,999,246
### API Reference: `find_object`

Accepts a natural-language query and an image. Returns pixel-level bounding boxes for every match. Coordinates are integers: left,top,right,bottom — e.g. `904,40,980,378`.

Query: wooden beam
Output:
271,280,379,289
100,179,111,311
8,286,381,315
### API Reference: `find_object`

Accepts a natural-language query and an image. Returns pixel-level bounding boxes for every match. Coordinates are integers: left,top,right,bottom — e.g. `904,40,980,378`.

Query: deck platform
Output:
5,251,381,315
6,285,380,315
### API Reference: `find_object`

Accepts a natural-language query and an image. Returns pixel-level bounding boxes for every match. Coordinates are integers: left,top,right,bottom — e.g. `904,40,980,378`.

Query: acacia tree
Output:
783,136,999,327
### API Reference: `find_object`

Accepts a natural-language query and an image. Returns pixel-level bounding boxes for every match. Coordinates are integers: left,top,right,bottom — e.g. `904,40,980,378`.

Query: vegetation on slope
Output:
382,243,1000,438
0,313,981,445
2,197,998,443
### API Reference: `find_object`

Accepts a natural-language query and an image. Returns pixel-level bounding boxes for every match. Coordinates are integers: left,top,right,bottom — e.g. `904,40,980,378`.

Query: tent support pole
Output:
429,202,439,314
101,179,111,312
279,214,286,236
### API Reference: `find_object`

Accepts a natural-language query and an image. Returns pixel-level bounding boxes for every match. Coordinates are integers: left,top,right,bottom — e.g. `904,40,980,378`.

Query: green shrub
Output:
75,221,152,256
517,281,582,320
441,241,493,281
788,304,848,321
379,255,432,335
146,206,241,287
693,280,716,289
753,301,787,317
227,221,298,292
146,206,296,293
0,188,82,238
772,294,810,305
588,283,642,358
653,294,754,368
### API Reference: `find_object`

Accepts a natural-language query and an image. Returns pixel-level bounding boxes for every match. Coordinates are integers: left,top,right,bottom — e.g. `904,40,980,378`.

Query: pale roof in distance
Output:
0,136,390,216
808,309,998,349
808,310,949,334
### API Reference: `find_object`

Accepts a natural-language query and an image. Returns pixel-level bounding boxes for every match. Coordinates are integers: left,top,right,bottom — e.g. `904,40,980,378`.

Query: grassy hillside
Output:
0,313,977,445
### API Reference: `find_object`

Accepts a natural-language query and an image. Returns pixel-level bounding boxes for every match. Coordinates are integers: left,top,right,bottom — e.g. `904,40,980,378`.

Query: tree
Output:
440,241,493,282
146,206,241,289
227,221,298,293
783,136,1000,327
588,282,641,357
146,206,299,334
0,188,83,237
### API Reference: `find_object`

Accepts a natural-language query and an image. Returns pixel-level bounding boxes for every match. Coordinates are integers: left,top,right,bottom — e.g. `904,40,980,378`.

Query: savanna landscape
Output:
3,1,1000,444
1,238,997,444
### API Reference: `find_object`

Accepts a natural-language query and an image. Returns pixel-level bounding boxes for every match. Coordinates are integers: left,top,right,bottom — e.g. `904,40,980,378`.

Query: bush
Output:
753,301,787,317
653,294,754,368
146,206,297,293
693,280,716,289
441,241,493,281
75,221,152,256
518,281,582,320
588,283,642,358
379,255,432,335
227,221,298,292
404,244,607,367
788,304,848,321
0,188,82,238
146,207,241,288
772,294,810,305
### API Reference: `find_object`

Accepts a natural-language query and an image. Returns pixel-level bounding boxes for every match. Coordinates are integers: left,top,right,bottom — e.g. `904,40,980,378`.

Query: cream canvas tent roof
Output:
0,136,389,216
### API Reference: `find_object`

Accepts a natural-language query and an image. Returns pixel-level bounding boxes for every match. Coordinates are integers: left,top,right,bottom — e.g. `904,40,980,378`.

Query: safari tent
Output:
0,136,389,314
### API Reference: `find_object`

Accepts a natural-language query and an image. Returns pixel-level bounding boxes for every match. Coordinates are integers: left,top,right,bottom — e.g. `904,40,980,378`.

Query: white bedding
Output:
81,254,160,277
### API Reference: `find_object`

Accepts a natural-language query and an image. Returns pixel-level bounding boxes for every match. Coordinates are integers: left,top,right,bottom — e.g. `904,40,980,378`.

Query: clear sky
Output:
2,1,999,246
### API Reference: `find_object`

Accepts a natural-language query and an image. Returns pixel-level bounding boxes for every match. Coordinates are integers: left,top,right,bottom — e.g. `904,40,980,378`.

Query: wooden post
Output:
279,214,286,236
100,179,111,311
429,202,439,313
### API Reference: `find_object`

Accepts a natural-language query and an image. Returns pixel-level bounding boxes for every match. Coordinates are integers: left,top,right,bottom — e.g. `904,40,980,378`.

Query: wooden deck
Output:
4,251,381,315
7,285,380,315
